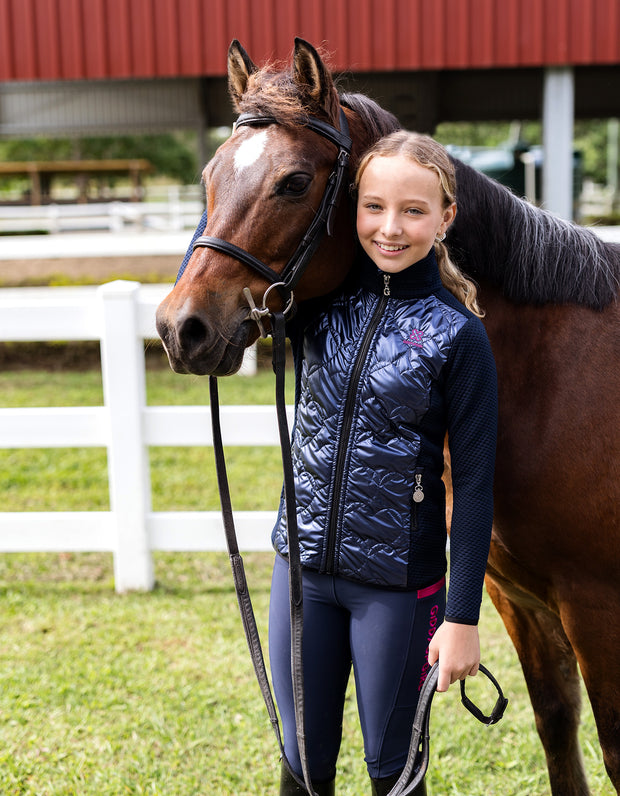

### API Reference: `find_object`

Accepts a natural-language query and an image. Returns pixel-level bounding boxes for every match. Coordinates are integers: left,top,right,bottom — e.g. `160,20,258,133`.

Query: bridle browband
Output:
192,108,352,336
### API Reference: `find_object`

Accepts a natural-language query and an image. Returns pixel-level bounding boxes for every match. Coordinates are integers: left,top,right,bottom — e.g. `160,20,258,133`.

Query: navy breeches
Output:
269,553,446,781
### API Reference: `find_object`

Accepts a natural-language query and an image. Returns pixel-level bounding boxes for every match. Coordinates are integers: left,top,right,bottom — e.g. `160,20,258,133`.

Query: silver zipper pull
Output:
383,274,391,297
413,472,425,503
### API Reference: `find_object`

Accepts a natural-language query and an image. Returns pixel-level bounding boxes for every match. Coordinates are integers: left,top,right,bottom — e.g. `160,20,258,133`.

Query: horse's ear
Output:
292,38,339,121
228,39,258,109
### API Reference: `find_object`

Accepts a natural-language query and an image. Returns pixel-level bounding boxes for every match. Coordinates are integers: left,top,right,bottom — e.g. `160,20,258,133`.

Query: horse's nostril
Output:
179,315,208,353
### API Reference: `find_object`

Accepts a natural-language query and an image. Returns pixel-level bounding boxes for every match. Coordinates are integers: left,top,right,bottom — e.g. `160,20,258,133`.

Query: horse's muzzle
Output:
156,298,252,376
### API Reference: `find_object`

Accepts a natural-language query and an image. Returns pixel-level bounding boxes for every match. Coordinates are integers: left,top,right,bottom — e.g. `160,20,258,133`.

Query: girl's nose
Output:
381,211,401,238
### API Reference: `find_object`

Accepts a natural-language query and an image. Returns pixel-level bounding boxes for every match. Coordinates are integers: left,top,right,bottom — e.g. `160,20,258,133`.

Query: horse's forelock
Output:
236,63,340,127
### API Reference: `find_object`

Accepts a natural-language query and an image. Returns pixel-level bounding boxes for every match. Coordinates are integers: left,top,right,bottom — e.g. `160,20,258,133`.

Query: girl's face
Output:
356,154,456,273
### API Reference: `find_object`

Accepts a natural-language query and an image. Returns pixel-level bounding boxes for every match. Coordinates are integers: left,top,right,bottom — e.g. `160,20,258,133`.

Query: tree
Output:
0,133,198,184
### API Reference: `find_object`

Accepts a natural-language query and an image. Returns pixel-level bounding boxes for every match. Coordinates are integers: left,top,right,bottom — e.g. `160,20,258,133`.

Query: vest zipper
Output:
324,278,390,574
411,467,425,533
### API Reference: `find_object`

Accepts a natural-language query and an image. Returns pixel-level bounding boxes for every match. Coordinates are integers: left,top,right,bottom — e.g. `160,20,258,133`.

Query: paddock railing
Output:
0,282,283,592
0,195,204,234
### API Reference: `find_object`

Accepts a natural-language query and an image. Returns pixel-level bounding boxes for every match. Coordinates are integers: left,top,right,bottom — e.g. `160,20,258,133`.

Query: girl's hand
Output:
427,621,480,692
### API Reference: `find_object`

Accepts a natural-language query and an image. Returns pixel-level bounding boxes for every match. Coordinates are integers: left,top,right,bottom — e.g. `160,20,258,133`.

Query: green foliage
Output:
574,120,611,186
0,132,199,184
435,119,615,185
434,122,524,148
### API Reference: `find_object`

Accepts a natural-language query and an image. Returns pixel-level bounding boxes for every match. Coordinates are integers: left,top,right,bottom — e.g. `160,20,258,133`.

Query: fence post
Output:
98,281,154,592
238,342,257,376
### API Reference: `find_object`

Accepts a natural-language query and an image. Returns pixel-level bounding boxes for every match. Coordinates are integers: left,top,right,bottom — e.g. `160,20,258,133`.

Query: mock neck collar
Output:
358,247,443,299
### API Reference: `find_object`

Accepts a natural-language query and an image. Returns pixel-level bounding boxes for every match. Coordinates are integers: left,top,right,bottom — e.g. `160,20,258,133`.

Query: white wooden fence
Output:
0,282,288,592
0,197,204,235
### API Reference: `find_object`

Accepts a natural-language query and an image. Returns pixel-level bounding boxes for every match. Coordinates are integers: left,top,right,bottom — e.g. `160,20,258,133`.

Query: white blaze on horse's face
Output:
233,129,269,175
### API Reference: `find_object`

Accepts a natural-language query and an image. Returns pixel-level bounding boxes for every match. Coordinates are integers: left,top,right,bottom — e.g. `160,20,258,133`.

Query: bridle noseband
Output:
191,108,352,336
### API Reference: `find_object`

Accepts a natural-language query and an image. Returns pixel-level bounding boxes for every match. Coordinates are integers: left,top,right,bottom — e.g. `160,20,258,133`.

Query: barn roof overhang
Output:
2,63,618,139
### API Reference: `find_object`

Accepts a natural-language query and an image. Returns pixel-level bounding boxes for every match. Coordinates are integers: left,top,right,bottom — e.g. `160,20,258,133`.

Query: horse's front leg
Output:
485,574,590,796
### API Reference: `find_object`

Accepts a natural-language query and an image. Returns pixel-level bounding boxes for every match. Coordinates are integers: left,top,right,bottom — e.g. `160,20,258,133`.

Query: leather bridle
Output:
193,108,352,336
204,107,352,796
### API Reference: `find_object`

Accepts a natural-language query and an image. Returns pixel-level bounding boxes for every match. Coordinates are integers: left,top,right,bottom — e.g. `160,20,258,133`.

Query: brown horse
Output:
156,39,620,796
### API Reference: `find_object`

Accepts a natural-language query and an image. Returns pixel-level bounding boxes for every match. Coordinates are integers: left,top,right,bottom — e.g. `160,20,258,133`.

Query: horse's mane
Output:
339,92,401,141
451,160,620,310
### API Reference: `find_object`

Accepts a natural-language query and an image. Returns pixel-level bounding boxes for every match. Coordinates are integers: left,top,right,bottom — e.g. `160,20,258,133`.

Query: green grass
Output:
0,553,613,795
0,367,614,794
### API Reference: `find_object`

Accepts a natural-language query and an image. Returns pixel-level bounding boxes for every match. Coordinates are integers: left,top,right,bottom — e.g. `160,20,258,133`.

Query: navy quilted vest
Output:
272,250,472,590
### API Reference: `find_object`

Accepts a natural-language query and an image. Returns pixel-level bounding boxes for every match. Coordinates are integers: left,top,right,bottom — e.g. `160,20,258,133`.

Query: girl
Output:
270,131,498,795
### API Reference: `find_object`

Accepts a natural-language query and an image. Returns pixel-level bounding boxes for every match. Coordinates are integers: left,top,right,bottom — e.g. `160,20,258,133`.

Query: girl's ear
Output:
441,202,457,233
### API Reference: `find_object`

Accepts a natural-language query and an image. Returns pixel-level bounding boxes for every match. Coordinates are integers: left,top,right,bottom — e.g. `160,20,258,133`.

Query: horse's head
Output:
156,38,371,376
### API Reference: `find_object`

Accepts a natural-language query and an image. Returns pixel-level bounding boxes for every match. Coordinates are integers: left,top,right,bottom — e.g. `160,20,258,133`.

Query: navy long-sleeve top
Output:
276,248,498,624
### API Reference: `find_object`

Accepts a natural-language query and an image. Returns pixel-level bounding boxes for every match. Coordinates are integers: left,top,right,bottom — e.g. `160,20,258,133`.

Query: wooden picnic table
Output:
0,158,153,205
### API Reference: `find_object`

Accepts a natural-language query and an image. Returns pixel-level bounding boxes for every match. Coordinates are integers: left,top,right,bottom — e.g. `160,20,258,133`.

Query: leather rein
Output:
196,109,508,795
197,107,352,796
386,662,508,795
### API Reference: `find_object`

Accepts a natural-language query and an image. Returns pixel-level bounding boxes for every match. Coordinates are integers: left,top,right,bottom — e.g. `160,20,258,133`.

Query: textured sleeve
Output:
443,317,498,624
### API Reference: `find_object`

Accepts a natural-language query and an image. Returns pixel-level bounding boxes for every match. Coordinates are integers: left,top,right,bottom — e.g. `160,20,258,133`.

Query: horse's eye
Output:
278,172,312,196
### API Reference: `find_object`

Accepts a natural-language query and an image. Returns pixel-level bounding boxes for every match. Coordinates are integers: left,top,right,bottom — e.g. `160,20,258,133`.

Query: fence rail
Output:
0,282,280,592
0,195,204,234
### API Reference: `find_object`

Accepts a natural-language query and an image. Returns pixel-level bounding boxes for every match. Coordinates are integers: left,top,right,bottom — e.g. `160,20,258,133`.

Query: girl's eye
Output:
406,207,422,215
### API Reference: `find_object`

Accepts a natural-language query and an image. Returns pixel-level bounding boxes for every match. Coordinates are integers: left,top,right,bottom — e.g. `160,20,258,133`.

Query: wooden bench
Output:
0,159,153,205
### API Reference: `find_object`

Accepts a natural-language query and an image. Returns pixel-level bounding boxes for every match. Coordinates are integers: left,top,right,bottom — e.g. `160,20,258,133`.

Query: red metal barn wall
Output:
1,0,619,82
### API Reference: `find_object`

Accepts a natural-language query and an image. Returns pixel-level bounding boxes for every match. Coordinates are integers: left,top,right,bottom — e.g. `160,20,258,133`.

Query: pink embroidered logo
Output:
404,328,424,349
